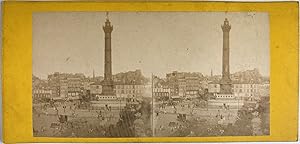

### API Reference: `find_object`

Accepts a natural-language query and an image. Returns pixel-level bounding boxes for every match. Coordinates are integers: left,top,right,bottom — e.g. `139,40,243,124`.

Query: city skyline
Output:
32,68,266,80
33,12,269,79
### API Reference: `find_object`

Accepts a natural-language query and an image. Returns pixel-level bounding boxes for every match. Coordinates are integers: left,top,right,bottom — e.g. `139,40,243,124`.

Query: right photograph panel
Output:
152,12,270,137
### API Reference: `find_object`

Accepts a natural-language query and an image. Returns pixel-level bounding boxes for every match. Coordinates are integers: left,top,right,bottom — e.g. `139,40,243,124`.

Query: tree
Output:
104,105,136,137
81,90,91,102
226,106,253,136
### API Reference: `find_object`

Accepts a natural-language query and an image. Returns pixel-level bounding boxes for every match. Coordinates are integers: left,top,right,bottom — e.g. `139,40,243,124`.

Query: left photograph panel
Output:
32,12,153,137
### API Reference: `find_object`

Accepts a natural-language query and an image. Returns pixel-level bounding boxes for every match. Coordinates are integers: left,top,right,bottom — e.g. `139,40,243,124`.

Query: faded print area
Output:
32,12,270,137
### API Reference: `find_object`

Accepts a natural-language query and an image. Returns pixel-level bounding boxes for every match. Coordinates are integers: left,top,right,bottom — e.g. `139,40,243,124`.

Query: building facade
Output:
115,82,146,100
47,72,85,99
257,83,270,97
166,71,182,96
90,81,103,95
153,87,171,97
178,78,186,97
208,82,269,99
33,87,53,99
67,77,83,99
232,83,260,98
208,82,221,93
185,75,200,97
166,71,202,97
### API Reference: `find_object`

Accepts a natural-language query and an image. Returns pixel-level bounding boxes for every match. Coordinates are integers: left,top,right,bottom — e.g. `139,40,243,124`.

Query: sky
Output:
33,12,269,79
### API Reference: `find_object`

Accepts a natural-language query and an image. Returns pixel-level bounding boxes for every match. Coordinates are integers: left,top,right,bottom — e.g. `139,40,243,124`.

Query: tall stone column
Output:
102,16,114,95
220,18,232,94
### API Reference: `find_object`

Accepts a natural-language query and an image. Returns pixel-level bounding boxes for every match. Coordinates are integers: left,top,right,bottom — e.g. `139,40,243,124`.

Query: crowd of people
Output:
33,97,154,137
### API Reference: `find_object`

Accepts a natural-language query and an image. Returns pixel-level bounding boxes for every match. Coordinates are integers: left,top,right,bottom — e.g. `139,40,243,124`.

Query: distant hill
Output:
113,69,149,85
90,76,104,82
207,68,269,84
32,75,40,82
231,68,266,83
152,76,168,87
32,74,48,88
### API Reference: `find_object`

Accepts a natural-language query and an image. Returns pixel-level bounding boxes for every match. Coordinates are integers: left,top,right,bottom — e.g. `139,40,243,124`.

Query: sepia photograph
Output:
32,12,270,137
